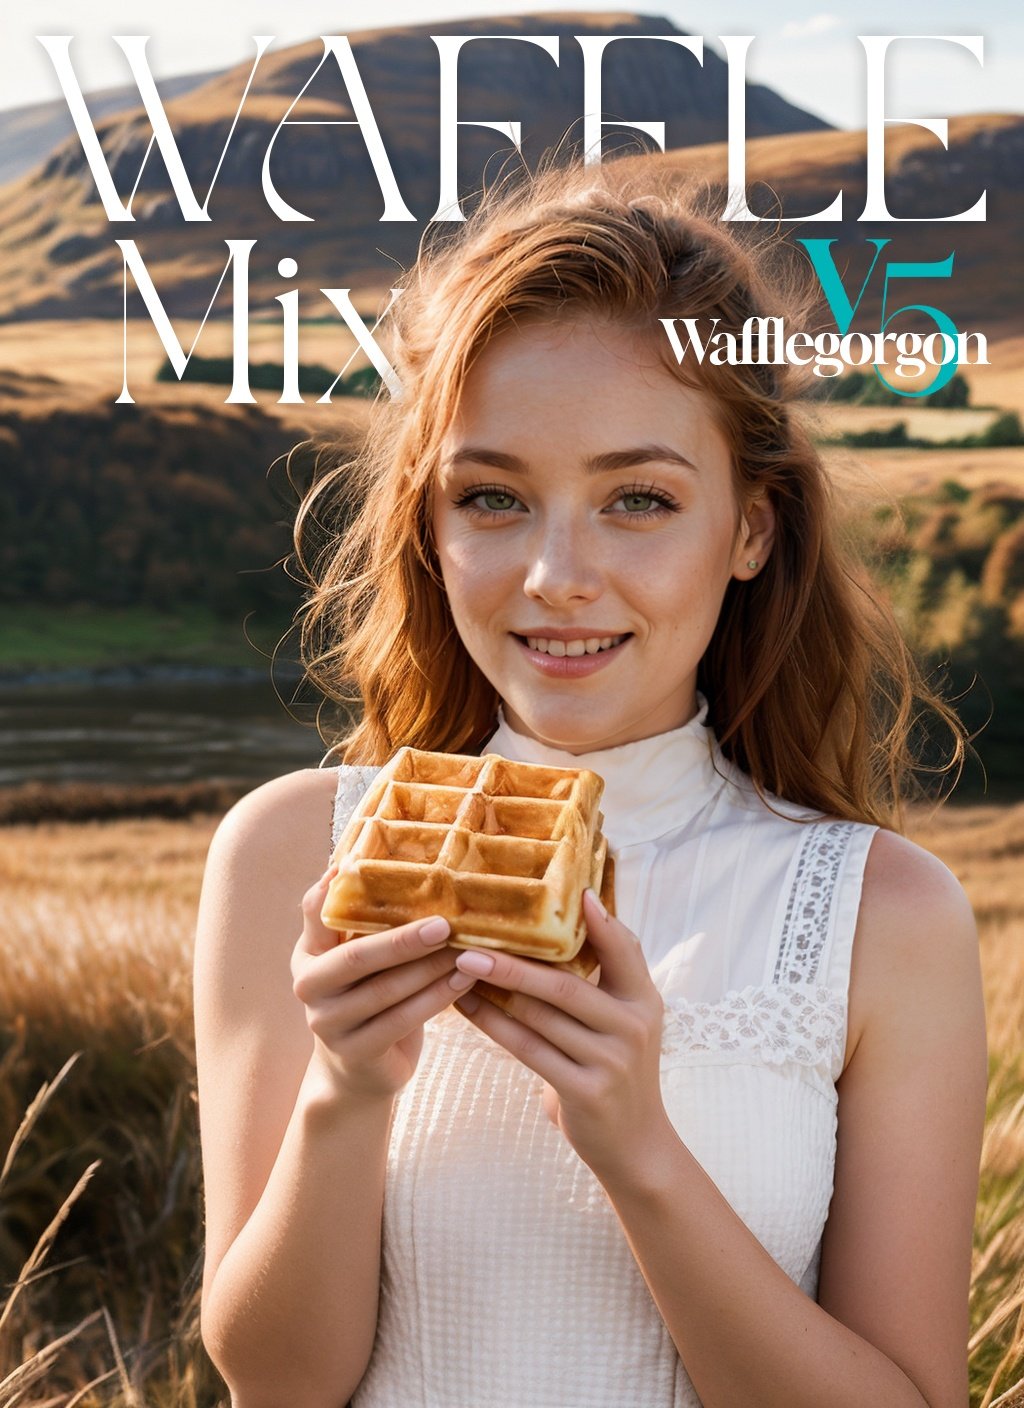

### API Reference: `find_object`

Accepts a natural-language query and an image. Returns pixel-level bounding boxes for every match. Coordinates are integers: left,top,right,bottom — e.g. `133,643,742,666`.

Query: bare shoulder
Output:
843,826,979,1073
193,762,344,1033
204,764,342,880
192,764,346,1025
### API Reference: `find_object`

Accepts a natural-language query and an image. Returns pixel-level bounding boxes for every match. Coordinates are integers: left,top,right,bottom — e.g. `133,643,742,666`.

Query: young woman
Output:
193,161,988,1408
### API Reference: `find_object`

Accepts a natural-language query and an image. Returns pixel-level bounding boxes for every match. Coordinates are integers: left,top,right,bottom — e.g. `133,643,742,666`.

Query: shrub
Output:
982,523,1024,604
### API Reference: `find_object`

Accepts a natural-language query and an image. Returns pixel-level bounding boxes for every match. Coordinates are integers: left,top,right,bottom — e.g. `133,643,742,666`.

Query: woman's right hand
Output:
290,865,477,1103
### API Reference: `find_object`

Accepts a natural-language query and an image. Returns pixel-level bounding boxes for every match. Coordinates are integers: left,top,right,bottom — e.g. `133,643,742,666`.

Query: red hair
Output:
291,157,969,831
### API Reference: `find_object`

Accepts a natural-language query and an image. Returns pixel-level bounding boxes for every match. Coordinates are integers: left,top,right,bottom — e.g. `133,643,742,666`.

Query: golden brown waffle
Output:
321,746,615,977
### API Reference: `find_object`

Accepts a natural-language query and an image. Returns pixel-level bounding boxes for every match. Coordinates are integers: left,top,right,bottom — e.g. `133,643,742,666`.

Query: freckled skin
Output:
431,318,775,754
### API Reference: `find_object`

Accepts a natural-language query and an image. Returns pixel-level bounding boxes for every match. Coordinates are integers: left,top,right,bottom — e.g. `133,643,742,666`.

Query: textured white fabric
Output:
328,692,879,1408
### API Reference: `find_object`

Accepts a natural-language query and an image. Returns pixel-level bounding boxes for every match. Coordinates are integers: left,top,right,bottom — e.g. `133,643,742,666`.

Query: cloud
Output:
780,14,842,40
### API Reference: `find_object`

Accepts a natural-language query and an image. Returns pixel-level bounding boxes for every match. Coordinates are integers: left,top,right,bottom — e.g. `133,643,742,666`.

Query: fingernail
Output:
321,862,339,885
419,917,450,945
448,970,477,991
455,991,480,1014
585,886,608,920
455,951,495,977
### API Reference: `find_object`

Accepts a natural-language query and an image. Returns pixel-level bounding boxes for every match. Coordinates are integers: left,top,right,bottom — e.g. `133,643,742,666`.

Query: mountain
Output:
651,113,1024,340
0,71,223,186
0,12,830,321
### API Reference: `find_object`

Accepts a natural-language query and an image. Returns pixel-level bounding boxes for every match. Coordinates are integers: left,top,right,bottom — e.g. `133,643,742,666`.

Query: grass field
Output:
814,404,1007,443
819,442,1024,500
1,801,1022,1406
0,319,377,432
0,604,297,674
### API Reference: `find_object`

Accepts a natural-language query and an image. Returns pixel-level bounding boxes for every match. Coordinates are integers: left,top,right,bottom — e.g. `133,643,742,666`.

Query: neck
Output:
499,698,702,756
483,691,732,849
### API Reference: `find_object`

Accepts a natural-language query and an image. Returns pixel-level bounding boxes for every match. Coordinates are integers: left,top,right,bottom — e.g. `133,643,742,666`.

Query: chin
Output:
506,698,623,753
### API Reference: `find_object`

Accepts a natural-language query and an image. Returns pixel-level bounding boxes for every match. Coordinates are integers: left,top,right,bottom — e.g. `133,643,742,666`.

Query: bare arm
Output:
193,769,475,1408
200,1052,394,1408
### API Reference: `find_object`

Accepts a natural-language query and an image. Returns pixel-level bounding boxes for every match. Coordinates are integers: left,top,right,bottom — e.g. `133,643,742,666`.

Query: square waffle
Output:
321,746,615,976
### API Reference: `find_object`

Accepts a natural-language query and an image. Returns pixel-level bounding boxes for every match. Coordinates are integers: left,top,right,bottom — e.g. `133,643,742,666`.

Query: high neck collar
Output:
481,691,730,849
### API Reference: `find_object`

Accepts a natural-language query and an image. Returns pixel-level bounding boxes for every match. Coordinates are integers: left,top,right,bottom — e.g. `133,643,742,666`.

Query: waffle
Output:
321,746,615,978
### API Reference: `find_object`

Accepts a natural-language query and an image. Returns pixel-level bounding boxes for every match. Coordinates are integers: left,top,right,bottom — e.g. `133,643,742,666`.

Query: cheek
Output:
629,529,732,627
436,531,512,627
633,526,726,585
441,534,499,582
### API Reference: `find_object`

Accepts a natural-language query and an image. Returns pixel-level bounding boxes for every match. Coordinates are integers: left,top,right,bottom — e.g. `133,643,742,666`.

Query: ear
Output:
733,491,776,580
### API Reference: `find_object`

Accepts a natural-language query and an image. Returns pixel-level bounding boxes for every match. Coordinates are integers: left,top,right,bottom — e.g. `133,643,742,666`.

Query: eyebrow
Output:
443,443,699,475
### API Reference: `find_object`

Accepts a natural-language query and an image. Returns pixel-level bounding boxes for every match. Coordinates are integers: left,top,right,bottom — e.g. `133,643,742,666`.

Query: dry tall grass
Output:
0,817,214,1406
1,804,1022,1407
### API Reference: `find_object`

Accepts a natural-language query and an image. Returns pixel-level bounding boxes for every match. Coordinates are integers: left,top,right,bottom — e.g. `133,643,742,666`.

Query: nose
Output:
522,515,603,607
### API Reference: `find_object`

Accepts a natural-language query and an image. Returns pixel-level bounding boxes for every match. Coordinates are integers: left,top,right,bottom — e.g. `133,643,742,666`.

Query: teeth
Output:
525,634,626,656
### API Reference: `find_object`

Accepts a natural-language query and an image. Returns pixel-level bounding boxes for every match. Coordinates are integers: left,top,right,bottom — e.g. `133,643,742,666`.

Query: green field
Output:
0,605,296,674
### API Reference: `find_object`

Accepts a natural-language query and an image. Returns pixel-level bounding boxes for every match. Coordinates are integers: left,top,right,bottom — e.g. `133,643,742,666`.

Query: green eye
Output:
452,484,523,517
612,484,680,519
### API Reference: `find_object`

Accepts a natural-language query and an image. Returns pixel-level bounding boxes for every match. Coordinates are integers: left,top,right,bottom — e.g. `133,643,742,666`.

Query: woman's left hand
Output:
451,888,672,1186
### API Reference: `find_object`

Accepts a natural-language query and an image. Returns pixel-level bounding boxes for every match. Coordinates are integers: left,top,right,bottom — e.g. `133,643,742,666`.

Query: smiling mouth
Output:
512,633,632,657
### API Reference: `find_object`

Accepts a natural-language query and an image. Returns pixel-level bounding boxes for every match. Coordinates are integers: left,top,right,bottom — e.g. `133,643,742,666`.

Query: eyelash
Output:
451,481,682,522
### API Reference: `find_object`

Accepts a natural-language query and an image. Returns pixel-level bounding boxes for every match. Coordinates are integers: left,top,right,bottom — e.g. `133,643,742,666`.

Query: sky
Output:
4,2,1021,131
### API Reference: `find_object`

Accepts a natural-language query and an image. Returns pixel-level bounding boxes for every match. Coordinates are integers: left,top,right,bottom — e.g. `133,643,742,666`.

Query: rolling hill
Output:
0,70,222,186
653,113,1024,341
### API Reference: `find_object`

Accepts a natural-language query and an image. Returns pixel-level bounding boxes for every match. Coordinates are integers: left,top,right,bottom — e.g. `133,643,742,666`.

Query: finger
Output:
471,981,605,1066
297,907,450,980
296,864,343,958
453,992,582,1089
294,906,453,996
452,946,618,1034
342,968,479,1062
581,887,650,998
324,945,461,1027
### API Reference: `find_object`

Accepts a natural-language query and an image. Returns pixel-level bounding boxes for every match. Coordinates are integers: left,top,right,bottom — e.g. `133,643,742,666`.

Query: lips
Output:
511,632,633,677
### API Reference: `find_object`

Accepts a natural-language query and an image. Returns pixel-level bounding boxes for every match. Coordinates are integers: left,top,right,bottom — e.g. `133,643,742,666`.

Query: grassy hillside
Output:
0,387,366,645
652,114,1024,344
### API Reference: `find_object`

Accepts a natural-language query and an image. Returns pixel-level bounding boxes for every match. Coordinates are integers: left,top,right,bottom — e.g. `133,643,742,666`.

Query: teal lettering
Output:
797,237,889,335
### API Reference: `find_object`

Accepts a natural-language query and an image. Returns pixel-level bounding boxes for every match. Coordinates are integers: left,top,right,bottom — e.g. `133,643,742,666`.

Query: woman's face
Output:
431,317,774,753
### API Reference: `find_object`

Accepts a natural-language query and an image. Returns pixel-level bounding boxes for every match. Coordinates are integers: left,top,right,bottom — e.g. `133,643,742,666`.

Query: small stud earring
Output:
746,560,759,570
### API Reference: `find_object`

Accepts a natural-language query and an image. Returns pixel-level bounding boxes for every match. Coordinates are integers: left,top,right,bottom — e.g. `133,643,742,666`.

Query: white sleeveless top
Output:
327,692,879,1408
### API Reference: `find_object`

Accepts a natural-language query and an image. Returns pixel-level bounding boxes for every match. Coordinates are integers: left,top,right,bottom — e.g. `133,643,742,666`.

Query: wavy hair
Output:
291,156,970,831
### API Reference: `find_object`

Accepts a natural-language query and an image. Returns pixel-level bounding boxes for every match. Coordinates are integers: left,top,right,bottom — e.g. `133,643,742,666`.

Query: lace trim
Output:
659,981,845,1074
773,820,857,985
430,980,846,1081
329,764,382,858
